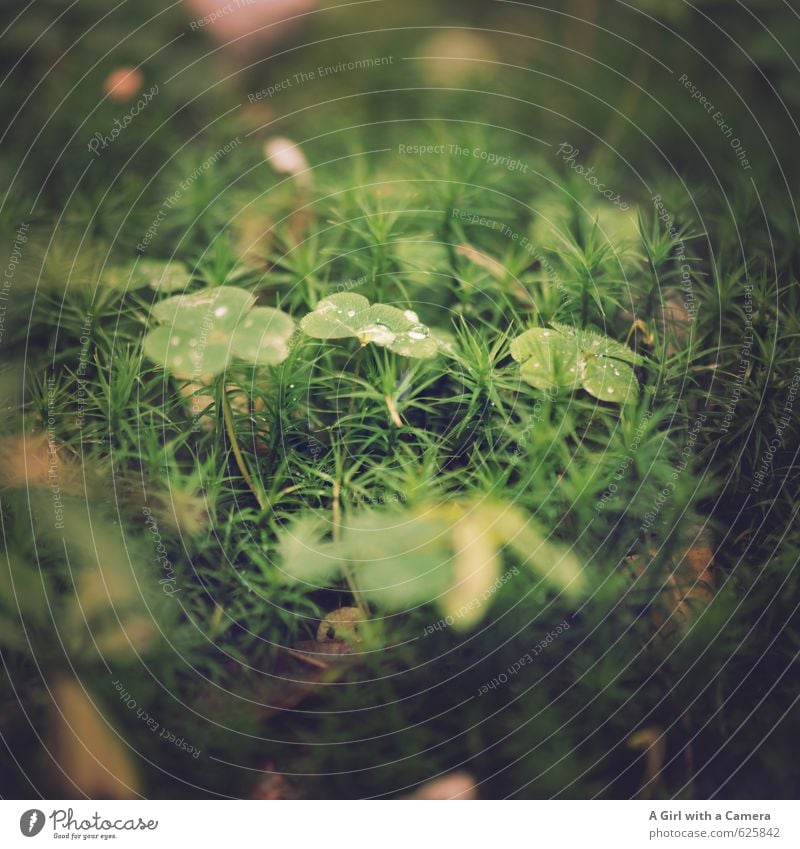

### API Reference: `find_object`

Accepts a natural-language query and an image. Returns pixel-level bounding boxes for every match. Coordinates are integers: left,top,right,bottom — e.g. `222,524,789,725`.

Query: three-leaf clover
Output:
510,322,644,403
142,286,295,380
299,292,443,358
278,500,586,631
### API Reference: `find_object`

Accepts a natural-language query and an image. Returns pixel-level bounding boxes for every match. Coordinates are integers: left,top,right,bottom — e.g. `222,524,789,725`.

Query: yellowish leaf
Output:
441,513,501,629
483,502,586,597
51,676,140,799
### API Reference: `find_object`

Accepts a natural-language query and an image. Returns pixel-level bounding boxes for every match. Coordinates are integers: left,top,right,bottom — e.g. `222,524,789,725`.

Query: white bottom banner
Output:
1,800,797,848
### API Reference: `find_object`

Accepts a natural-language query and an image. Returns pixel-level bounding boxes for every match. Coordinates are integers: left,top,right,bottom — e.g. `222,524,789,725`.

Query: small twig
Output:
285,647,329,670
221,387,268,511
209,603,224,636
627,727,666,799
332,478,342,544
349,348,363,416
385,394,403,427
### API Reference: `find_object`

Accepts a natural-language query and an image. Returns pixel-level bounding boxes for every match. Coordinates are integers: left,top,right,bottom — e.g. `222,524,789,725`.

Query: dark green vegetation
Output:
1,0,798,799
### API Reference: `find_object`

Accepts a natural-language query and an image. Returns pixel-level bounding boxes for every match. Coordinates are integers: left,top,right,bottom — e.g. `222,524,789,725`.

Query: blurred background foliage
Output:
0,0,798,799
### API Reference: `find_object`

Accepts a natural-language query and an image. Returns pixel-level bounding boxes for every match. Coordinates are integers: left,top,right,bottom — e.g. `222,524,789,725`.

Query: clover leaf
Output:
299,292,443,359
105,259,191,293
298,292,370,339
510,322,643,403
142,286,295,380
278,500,585,631
549,322,645,366
510,327,584,392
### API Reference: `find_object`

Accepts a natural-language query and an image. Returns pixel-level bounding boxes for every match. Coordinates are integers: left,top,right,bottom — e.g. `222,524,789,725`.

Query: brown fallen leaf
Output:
656,534,715,635
251,761,298,800
625,287,692,355
627,527,715,638
0,433,103,497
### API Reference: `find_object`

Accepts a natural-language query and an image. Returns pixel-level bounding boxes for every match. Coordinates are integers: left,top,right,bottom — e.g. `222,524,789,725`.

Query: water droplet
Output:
316,300,337,315
358,323,396,346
